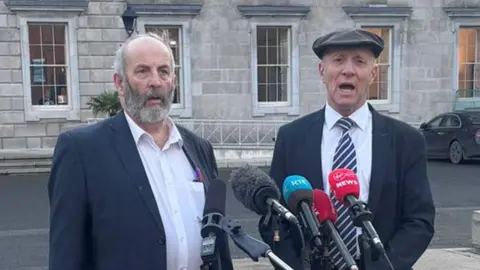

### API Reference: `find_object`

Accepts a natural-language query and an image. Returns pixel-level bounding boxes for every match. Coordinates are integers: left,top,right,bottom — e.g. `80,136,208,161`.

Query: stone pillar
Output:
473,210,480,251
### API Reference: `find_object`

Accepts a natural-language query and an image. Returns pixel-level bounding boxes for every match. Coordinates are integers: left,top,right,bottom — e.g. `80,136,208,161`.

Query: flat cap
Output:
312,28,384,59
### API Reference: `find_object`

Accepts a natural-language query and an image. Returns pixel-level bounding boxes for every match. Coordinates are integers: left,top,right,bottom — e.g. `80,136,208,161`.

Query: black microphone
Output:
200,179,227,270
230,164,308,268
230,164,299,225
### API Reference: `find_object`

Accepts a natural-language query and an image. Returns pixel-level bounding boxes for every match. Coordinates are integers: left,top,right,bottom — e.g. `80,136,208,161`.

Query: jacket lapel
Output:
367,104,391,215
109,111,164,231
306,108,325,190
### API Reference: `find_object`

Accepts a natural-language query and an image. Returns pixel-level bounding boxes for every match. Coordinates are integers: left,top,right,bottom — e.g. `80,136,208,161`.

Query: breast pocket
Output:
187,182,206,216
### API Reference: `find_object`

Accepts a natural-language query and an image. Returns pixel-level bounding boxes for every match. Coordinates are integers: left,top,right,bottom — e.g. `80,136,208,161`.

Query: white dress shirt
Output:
321,101,373,257
125,113,205,270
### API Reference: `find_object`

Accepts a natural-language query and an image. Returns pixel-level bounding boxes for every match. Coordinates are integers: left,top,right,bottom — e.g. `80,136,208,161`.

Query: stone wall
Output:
0,0,476,149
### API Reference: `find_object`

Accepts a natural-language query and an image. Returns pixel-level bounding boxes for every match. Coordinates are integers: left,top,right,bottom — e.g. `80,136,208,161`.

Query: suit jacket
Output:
259,104,435,270
48,111,233,270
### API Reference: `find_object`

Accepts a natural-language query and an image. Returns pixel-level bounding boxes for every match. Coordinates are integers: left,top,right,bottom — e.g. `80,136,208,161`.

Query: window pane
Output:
257,84,267,102
41,24,54,45
28,23,68,106
55,45,66,65
257,46,267,65
43,45,54,65
28,25,41,45
54,25,65,45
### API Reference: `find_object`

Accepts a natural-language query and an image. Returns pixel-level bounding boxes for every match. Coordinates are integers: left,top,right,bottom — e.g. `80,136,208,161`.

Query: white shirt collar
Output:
324,101,370,131
124,112,183,148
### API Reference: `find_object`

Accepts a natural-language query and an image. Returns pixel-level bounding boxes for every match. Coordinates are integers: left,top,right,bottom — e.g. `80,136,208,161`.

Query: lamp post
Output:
121,6,137,37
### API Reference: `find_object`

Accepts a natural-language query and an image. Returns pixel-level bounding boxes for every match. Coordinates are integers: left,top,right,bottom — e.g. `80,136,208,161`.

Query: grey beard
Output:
122,79,174,124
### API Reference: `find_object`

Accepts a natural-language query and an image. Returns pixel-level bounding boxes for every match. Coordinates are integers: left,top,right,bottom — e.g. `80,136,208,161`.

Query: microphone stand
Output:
222,217,294,270
200,212,224,270
318,223,333,270
349,200,394,270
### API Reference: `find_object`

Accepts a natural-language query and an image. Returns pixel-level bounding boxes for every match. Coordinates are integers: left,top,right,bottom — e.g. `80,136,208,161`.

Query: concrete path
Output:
232,248,480,269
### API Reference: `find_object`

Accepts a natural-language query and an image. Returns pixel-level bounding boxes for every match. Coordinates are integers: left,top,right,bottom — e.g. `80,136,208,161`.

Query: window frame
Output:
343,6,412,114
453,22,480,101
19,14,80,121
137,18,193,118
255,25,292,106
249,20,300,117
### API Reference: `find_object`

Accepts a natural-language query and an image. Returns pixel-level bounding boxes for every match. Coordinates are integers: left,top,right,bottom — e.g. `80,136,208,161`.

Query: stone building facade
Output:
0,0,479,150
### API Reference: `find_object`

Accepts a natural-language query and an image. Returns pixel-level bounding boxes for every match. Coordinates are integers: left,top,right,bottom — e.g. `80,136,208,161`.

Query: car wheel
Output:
449,140,464,164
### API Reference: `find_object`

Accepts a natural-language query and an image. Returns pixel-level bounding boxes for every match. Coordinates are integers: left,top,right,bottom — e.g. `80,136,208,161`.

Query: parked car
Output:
419,111,480,164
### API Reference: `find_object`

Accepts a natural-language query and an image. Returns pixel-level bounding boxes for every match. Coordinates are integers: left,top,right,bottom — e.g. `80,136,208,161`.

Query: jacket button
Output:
158,237,165,245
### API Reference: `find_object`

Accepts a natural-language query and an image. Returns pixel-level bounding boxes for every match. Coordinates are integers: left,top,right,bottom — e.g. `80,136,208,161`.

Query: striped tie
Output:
329,117,359,270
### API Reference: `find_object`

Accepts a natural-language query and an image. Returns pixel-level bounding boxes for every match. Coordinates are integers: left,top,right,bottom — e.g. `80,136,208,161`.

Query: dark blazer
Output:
48,111,233,270
260,104,435,270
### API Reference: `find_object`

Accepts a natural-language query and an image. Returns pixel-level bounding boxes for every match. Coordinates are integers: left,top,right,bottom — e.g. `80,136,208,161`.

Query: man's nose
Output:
341,60,355,76
149,71,163,88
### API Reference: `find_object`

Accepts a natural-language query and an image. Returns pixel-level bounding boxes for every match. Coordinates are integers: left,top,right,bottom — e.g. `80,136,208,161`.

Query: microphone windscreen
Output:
203,179,227,216
328,168,360,205
282,175,313,213
230,164,280,215
312,189,337,223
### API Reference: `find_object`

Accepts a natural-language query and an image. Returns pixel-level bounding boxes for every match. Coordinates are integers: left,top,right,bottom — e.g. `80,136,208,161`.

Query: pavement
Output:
0,160,479,269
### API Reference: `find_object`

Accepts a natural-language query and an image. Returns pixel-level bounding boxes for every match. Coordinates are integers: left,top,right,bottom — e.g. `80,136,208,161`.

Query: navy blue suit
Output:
48,111,233,270
260,104,435,270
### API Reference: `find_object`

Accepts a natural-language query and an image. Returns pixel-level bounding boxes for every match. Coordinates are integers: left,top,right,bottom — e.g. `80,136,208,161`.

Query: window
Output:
144,26,182,105
248,22,300,117
256,26,290,104
136,17,194,118
28,23,68,106
428,116,444,128
361,27,392,101
19,16,80,121
457,27,480,98
237,5,309,116
344,5,412,113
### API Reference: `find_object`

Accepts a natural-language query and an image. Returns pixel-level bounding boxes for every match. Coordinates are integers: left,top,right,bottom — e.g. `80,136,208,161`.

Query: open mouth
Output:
339,83,355,91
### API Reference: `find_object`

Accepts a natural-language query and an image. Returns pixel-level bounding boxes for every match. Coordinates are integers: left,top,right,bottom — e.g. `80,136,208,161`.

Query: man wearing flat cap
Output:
260,28,435,270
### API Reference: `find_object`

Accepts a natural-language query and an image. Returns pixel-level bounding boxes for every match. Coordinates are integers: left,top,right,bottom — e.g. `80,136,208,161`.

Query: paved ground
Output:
0,160,479,269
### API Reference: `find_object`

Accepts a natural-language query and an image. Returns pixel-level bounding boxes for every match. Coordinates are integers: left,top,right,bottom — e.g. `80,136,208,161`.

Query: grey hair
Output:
113,31,176,81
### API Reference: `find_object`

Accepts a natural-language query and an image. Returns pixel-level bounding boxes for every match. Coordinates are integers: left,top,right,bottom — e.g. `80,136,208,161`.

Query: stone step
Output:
0,159,52,175
0,167,51,175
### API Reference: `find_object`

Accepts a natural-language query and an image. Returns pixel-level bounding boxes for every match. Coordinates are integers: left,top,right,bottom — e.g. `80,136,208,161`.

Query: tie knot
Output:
336,117,354,131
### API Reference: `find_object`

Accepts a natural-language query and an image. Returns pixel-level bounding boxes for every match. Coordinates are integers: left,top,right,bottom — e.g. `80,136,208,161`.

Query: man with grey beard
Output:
48,32,234,270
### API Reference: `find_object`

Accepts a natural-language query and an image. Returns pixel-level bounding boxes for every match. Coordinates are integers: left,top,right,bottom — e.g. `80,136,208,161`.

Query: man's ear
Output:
318,62,325,83
113,73,124,97
370,61,378,84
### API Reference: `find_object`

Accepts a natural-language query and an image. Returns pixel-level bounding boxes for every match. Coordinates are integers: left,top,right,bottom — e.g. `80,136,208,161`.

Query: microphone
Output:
200,179,227,270
230,164,307,265
312,189,359,270
328,169,393,270
230,164,300,225
282,175,323,249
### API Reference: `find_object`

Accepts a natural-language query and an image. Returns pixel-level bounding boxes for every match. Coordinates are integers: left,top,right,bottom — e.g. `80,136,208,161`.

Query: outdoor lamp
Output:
121,6,137,37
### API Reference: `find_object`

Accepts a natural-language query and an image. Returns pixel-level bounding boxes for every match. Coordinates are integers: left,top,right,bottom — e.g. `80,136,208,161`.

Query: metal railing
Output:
174,119,288,148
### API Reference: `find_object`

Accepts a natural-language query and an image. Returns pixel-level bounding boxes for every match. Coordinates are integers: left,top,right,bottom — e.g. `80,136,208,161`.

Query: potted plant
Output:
86,91,122,118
